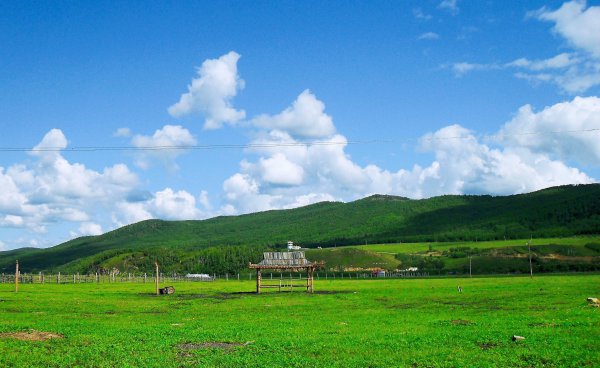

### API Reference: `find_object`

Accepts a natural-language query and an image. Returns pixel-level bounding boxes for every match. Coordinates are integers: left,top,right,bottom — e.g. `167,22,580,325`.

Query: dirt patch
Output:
451,319,474,326
177,341,252,352
0,330,64,341
313,290,355,295
477,341,498,350
528,322,558,328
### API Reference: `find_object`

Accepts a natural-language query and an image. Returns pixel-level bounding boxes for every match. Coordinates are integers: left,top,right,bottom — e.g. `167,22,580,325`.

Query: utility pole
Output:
469,255,472,278
528,236,533,278
15,260,19,293
155,262,160,295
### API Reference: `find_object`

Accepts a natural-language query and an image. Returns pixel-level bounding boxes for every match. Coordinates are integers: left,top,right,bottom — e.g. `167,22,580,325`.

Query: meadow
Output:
346,236,600,254
0,275,598,367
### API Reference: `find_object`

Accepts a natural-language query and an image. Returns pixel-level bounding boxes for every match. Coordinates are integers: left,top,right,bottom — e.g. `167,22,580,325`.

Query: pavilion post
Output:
306,267,310,292
155,262,160,295
256,269,261,294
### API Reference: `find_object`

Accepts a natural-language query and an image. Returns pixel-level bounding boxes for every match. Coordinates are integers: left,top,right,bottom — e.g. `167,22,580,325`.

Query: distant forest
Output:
1,184,598,274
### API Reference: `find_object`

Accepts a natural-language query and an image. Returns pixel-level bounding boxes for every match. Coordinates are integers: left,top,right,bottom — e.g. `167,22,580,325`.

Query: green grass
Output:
1,275,599,367
346,236,600,254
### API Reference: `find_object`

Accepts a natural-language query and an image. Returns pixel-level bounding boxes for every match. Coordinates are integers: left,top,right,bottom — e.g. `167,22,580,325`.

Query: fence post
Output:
58,272,61,284
155,262,160,295
15,260,19,292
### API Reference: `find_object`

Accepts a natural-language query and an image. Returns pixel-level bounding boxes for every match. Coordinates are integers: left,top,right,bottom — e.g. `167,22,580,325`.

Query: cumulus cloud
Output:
0,129,142,247
252,90,335,138
131,125,197,170
221,92,595,215
113,187,207,227
72,222,103,237
534,0,600,58
497,96,600,165
168,51,246,129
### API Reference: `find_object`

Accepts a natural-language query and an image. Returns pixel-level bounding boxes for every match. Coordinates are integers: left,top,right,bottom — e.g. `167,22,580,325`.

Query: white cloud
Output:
252,90,335,138
168,51,246,129
0,240,5,251
112,187,205,227
535,0,600,58
113,202,153,226
0,129,140,242
508,53,600,93
413,8,432,21
258,153,305,186
444,2,600,93
497,96,600,165
151,188,200,220
438,0,459,15
506,53,579,71
198,190,211,211
221,92,595,215
418,124,592,195
78,222,103,236
113,127,132,137
418,32,440,41
449,62,496,76
131,125,197,170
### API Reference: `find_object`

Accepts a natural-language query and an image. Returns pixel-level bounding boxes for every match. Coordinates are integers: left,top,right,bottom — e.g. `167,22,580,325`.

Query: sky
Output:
1,0,599,251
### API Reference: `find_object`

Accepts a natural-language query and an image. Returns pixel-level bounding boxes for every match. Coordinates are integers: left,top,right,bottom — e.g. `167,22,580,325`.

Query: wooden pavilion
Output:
249,251,322,293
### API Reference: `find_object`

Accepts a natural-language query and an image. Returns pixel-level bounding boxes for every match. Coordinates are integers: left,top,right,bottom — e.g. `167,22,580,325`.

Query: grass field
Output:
1,275,599,367
346,236,600,254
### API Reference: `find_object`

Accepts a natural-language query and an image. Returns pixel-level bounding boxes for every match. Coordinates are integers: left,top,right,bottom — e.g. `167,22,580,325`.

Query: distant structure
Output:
249,251,323,293
287,241,301,250
185,273,213,281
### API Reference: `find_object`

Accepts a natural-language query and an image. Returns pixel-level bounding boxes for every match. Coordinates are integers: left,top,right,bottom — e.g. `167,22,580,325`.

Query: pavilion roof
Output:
249,251,314,269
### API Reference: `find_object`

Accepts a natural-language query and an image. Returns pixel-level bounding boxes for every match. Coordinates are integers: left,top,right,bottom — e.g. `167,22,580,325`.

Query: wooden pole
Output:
469,256,472,278
306,267,310,292
256,269,261,294
155,262,160,295
15,260,19,293
528,239,533,278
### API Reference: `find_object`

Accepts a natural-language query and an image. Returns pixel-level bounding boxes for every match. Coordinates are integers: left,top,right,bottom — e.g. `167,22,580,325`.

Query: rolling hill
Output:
1,184,599,273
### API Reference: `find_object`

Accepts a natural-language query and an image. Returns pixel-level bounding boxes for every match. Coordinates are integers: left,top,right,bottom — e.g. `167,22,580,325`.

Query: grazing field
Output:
346,236,600,254
1,275,599,367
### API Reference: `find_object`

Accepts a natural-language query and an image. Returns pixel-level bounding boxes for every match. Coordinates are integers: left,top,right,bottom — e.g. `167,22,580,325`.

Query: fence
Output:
0,272,214,285
0,271,428,285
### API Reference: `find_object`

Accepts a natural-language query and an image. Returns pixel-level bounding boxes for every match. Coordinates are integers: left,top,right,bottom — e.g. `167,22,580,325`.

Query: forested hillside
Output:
1,184,598,273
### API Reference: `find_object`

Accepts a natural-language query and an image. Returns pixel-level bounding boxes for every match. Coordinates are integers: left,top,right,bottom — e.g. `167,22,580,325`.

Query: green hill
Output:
1,184,599,274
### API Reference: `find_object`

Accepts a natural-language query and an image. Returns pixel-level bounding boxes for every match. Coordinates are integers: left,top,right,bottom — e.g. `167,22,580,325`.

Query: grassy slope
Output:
1,184,599,272
0,276,598,367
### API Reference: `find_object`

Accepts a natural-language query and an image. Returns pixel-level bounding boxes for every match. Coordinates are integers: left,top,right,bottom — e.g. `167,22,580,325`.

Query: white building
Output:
287,241,301,250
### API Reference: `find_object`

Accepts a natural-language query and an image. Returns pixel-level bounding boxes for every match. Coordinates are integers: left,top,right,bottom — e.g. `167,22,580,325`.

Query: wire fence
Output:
0,271,429,285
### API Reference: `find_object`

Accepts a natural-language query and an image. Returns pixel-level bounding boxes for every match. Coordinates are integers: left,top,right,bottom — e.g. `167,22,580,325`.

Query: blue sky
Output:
1,0,599,250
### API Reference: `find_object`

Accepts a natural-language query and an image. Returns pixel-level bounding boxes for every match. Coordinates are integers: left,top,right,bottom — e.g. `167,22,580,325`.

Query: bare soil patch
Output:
0,330,64,341
177,341,252,356
477,341,498,350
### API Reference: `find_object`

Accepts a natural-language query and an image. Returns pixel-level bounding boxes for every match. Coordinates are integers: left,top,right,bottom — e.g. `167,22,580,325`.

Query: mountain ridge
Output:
1,184,599,273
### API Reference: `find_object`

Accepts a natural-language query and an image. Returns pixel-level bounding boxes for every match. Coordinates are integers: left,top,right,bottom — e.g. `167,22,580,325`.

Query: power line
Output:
0,127,598,153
